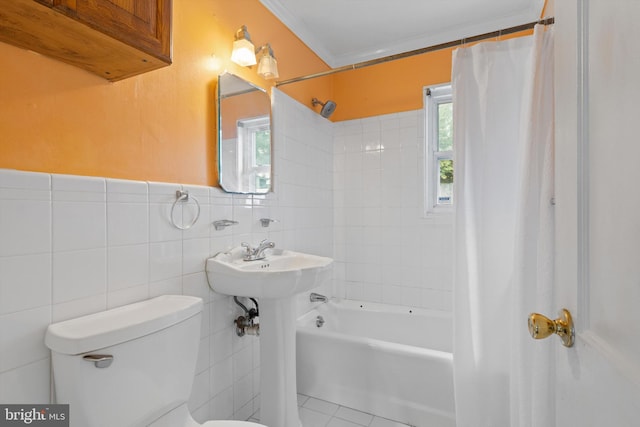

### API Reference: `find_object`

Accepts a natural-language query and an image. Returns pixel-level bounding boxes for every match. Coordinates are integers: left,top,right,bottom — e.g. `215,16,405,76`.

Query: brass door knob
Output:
528,309,575,347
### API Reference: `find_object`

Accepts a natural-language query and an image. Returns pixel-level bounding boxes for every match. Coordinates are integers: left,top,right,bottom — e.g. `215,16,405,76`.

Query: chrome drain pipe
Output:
234,296,259,337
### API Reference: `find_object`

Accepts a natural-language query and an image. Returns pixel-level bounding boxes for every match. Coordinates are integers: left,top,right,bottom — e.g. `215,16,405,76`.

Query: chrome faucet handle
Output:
241,240,275,261
258,239,274,251
256,239,275,249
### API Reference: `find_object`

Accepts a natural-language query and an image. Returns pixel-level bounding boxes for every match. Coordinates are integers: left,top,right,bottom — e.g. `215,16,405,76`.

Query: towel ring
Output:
170,190,201,230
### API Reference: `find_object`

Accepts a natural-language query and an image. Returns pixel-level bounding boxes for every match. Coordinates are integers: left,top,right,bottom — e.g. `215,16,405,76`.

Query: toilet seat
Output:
202,422,266,427
147,404,267,427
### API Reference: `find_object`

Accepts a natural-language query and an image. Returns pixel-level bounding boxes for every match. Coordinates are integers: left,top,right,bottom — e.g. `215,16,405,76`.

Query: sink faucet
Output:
241,239,275,261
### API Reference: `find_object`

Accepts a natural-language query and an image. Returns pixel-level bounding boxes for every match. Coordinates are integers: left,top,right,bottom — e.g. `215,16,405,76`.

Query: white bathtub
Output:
296,300,455,427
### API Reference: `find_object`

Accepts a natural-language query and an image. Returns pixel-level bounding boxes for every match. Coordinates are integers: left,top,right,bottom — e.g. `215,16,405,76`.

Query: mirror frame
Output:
217,72,273,194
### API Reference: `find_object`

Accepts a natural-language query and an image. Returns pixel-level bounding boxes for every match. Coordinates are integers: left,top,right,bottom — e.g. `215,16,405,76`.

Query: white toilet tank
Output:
45,295,203,427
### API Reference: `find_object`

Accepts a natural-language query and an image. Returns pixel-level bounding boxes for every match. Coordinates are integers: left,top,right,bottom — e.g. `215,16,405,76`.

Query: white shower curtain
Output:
452,25,555,427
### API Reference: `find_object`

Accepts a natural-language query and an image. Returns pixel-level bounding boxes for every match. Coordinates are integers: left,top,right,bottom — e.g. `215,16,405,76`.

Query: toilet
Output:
45,295,266,427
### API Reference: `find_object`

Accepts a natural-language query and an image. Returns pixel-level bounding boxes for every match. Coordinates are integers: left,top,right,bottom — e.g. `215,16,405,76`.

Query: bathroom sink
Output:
206,248,333,299
206,246,333,426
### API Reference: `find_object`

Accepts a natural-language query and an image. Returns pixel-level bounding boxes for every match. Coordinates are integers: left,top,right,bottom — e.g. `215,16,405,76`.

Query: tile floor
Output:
248,394,412,427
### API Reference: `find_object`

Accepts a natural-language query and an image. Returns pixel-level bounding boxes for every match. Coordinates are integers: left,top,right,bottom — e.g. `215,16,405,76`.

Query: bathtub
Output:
296,300,455,427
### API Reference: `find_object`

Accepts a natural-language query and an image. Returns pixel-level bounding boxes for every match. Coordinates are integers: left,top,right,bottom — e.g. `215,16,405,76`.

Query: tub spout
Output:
310,293,327,303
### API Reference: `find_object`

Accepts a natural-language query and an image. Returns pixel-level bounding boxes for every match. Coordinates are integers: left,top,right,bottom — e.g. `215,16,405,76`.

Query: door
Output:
554,0,640,424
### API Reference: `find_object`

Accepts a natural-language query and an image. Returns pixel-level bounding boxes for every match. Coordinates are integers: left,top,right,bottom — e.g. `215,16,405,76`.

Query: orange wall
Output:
0,0,540,185
330,48,454,122
0,0,331,186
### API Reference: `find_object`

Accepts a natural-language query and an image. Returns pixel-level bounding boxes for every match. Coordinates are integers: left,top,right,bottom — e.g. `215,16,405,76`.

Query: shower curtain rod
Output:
275,17,555,87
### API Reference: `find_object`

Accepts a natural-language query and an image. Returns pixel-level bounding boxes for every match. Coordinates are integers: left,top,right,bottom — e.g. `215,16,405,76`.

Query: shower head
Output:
311,98,337,118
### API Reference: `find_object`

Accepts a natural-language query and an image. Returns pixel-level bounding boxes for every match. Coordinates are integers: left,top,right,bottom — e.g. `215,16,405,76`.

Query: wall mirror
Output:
217,72,272,194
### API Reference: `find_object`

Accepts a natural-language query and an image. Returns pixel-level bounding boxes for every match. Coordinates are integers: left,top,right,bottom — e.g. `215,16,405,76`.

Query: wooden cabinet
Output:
0,0,172,81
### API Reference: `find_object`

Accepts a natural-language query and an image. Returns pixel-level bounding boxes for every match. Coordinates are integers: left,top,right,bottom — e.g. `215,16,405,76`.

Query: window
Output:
237,115,271,192
425,84,453,214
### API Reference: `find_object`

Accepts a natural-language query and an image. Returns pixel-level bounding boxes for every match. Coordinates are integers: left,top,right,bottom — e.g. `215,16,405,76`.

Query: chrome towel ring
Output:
170,190,201,230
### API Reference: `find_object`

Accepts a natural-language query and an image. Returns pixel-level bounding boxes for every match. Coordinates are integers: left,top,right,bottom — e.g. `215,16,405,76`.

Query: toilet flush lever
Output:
83,354,114,368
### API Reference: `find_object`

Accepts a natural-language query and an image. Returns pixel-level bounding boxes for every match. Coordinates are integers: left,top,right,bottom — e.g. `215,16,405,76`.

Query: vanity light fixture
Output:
256,43,279,79
231,25,257,66
256,43,278,79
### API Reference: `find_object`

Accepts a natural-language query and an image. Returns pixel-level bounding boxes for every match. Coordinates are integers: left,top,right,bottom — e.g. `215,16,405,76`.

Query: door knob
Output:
528,309,575,347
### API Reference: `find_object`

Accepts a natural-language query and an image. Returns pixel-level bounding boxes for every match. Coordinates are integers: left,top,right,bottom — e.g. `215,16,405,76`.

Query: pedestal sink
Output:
206,247,333,427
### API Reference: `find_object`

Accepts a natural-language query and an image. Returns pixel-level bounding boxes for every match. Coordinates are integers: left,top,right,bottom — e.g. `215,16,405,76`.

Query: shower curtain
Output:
452,25,555,427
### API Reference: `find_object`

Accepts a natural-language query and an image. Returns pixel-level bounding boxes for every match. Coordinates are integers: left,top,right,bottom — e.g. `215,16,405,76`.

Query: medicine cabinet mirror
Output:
217,72,272,194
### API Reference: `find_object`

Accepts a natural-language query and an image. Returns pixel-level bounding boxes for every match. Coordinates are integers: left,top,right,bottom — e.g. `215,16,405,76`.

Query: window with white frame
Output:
237,115,271,192
425,84,453,214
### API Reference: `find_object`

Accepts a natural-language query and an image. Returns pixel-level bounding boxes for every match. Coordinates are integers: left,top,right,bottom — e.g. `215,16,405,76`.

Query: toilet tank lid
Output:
45,295,203,355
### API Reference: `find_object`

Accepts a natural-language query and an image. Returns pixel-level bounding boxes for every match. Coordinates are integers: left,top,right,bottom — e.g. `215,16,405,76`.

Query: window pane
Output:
438,159,453,205
256,173,270,190
438,102,453,151
254,130,271,166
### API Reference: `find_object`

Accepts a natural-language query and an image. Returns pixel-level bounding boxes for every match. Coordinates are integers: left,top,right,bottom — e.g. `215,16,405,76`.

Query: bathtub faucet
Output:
241,239,275,261
310,293,328,303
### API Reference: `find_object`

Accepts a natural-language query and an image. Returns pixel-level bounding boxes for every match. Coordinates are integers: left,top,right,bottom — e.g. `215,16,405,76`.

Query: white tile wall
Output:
272,89,335,317
52,174,106,252
0,170,51,258
333,110,454,311
0,253,50,314
52,247,106,304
